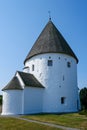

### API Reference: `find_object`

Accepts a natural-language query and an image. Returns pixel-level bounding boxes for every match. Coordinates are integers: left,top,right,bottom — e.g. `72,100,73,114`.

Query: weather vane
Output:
48,11,51,21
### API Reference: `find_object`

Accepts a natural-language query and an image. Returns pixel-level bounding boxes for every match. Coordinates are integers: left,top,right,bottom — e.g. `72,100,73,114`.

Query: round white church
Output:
2,20,80,115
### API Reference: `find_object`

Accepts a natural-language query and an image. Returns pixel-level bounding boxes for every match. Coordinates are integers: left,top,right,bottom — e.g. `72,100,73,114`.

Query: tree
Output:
80,87,87,110
0,95,2,105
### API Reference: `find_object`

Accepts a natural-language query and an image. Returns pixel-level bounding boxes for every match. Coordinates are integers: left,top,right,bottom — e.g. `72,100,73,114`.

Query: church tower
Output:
23,20,80,113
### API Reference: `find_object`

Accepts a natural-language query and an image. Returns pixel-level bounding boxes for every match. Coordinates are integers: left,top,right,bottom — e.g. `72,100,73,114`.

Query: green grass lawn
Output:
22,113,87,130
0,112,87,130
0,117,61,130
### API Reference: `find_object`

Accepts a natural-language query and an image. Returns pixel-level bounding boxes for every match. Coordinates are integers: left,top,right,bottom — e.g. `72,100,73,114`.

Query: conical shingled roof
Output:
24,20,78,64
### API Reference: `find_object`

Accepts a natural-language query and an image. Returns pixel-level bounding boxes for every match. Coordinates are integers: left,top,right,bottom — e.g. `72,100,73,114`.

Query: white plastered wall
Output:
2,90,23,115
24,87,44,114
24,53,80,113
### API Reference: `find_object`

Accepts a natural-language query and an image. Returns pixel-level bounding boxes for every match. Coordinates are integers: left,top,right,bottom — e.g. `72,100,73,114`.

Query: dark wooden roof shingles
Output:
2,76,23,91
18,71,44,88
24,21,78,64
2,72,44,91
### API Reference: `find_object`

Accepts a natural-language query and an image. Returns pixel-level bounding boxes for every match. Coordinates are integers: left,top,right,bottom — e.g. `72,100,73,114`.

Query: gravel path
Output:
12,116,80,130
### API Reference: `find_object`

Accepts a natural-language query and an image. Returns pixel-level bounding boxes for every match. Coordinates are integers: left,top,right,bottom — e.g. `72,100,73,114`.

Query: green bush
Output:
0,95,2,105
79,87,87,110
79,110,87,116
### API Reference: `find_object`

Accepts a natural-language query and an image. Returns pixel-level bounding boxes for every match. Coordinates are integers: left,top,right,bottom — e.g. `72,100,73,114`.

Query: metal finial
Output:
48,11,51,21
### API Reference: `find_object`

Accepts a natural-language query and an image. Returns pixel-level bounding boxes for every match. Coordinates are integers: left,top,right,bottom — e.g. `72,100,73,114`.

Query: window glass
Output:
67,62,71,68
48,60,53,66
61,97,65,104
32,64,34,71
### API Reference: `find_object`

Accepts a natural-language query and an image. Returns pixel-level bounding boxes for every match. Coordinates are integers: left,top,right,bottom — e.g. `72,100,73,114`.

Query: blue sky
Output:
0,0,87,94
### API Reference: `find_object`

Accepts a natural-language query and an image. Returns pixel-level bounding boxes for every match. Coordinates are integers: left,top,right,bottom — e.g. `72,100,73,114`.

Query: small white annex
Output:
2,20,80,115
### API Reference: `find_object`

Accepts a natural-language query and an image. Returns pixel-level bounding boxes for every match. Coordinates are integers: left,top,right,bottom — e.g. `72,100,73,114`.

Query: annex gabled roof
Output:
18,71,44,88
2,71,44,91
24,20,78,64
2,76,23,91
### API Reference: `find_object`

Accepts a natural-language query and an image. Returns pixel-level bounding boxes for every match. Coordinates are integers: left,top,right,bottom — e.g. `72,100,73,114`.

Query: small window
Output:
48,60,53,66
67,62,71,68
61,97,65,104
32,64,34,71
63,75,64,81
